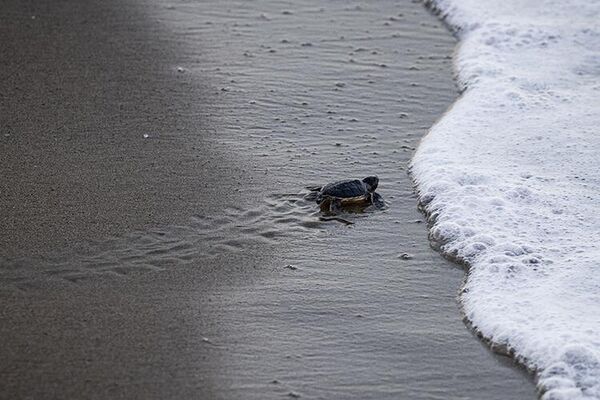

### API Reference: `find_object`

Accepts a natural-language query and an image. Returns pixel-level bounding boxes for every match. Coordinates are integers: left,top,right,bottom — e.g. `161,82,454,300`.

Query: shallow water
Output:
0,0,539,398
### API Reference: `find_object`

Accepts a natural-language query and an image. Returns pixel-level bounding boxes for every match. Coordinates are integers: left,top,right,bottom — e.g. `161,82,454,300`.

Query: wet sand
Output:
0,0,254,260
1,0,537,399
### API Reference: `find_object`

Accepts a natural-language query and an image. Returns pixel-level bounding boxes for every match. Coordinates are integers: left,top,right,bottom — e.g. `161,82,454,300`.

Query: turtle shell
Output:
317,179,368,203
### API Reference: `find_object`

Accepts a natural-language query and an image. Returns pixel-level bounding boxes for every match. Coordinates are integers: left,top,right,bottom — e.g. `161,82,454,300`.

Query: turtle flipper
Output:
318,196,332,212
319,216,354,225
329,198,343,214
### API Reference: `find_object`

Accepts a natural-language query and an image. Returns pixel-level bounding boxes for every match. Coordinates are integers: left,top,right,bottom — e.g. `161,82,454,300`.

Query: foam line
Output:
412,1,600,398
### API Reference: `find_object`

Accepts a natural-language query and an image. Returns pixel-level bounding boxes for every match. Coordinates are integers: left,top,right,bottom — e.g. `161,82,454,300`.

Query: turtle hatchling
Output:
313,176,382,213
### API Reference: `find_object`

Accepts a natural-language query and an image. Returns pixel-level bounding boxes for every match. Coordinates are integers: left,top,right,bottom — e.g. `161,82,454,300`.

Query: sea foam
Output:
412,0,600,398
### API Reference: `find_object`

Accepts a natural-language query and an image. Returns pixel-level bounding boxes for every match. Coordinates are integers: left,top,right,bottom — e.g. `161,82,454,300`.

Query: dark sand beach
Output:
1,0,536,399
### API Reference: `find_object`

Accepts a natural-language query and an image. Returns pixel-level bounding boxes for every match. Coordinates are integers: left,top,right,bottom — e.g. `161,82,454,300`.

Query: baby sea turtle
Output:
313,176,382,213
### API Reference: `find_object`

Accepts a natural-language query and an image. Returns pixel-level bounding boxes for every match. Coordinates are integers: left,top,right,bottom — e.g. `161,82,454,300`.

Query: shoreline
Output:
412,1,600,398
416,191,539,379
0,1,538,399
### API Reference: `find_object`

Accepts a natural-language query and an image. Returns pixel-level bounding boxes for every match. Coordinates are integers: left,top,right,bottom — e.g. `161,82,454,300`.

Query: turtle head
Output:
362,176,379,192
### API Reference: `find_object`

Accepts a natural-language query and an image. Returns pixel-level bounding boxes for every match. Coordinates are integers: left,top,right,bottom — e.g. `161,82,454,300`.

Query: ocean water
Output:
412,1,600,399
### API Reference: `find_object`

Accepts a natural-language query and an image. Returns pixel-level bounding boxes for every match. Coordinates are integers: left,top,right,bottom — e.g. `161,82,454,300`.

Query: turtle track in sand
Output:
0,189,384,291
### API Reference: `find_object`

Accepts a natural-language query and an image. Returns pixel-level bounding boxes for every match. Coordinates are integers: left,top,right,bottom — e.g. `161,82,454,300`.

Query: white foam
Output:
412,1,600,398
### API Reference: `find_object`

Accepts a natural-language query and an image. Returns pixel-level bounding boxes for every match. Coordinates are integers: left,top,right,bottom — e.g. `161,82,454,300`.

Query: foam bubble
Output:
413,0,600,397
